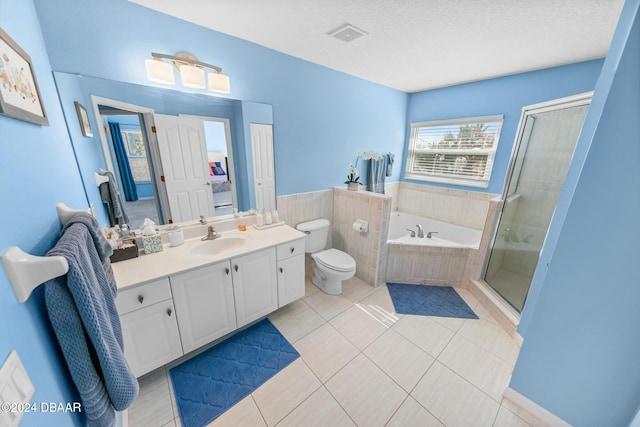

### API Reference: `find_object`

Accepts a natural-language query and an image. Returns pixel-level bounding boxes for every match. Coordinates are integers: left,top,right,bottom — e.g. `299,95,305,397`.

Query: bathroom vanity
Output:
111,224,305,377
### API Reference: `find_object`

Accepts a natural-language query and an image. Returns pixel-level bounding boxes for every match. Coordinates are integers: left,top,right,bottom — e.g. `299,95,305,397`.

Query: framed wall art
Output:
74,101,93,137
0,28,48,126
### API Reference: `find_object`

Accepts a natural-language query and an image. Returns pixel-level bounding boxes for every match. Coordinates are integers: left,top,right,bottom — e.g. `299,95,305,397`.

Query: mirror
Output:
53,71,275,229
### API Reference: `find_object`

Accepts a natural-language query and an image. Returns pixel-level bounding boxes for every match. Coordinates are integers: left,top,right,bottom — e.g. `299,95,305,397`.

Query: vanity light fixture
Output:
144,52,231,94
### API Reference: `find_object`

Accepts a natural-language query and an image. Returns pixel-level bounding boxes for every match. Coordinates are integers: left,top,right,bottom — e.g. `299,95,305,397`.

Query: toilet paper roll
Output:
168,230,184,247
352,219,369,233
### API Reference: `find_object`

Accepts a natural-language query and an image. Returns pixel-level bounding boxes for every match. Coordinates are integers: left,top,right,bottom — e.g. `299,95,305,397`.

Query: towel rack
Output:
1,203,94,303
95,172,109,187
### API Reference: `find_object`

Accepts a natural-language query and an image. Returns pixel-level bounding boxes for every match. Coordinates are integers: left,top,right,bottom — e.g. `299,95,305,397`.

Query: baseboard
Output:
503,387,572,427
469,279,519,335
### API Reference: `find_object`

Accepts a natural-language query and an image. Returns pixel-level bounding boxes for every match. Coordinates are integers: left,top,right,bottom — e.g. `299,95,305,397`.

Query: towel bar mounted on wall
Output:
95,172,109,187
1,203,94,303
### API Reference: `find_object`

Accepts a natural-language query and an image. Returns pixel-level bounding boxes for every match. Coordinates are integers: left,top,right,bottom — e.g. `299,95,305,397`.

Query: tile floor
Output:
128,275,541,427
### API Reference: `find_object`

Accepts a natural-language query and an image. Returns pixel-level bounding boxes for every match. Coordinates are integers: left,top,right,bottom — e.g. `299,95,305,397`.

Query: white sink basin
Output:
190,236,247,256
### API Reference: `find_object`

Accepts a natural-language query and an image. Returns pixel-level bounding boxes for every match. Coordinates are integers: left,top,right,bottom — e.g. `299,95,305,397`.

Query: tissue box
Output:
142,234,163,254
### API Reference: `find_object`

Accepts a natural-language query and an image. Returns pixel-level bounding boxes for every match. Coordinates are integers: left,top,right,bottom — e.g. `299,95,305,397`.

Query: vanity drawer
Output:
276,238,305,261
116,277,172,315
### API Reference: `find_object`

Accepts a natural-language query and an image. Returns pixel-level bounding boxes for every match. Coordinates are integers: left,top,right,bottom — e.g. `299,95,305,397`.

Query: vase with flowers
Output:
345,163,360,191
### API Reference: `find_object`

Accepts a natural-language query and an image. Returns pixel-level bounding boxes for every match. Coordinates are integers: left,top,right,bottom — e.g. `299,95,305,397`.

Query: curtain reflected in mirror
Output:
53,71,275,228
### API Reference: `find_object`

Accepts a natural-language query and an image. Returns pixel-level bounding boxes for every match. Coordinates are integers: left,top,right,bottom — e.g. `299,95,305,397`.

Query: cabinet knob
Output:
138,295,144,304
225,268,230,275
279,267,283,273
167,308,172,317
234,265,239,272
290,247,295,253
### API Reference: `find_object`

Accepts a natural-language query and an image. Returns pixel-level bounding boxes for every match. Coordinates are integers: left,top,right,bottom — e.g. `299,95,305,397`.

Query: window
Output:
405,115,503,188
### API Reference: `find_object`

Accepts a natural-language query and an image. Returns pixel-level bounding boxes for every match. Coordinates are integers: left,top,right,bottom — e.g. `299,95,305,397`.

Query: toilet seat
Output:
314,249,356,272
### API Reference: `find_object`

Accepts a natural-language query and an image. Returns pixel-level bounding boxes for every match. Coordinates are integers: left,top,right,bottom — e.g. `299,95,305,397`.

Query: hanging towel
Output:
368,153,393,194
99,171,128,226
385,152,395,177
44,213,138,427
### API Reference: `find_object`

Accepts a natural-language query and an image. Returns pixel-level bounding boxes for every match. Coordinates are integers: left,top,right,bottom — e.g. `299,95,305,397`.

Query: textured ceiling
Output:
129,0,624,93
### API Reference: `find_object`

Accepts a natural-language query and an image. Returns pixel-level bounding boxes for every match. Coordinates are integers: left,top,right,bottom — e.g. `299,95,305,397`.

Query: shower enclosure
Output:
484,94,591,312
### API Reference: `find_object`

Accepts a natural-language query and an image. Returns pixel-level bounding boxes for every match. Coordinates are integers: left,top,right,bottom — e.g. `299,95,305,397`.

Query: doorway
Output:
484,93,591,312
97,106,161,230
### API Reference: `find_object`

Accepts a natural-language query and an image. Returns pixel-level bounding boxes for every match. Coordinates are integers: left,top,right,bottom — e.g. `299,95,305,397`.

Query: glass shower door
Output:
484,98,590,312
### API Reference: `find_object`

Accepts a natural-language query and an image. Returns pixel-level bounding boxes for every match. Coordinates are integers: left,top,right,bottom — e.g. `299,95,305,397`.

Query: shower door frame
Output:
481,91,593,313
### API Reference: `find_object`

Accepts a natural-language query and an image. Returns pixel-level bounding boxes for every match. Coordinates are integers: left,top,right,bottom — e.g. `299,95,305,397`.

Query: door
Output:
277,255,305,307
154,114,215,222
120,299,183,377
250,123,276,211
170,261,237,354
231,248,278,327
484,95,591,312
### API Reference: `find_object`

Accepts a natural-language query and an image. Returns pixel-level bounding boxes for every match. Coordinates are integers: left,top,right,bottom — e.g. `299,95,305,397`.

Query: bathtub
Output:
385,211,483,286
388,211,482,249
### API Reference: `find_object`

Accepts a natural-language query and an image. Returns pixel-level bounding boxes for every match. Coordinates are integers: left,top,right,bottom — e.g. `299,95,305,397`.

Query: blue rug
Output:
387,283,478,319
170,319,299,427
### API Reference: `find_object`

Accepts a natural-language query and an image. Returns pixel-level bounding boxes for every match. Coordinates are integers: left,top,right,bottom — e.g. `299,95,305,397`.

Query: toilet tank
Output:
296,219,330,253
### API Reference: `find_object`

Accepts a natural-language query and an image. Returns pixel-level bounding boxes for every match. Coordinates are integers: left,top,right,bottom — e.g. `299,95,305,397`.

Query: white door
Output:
250,123,276,211
231,248,278,328
170,261,237,354
154,114,215,222
277,254,305,307
120,300,183,377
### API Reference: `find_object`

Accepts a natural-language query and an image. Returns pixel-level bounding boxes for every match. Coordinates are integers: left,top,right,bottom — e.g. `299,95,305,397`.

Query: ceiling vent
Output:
327,24,368,43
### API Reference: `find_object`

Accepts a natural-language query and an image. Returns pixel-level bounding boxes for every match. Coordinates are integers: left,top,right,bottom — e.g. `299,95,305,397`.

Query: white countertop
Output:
111,224,305,289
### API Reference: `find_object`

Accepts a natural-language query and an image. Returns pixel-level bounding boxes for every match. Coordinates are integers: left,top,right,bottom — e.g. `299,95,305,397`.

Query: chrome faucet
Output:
199,215,207,225
406,228,416,237
426,231,439,239
201,225,220,241
416,224,424,238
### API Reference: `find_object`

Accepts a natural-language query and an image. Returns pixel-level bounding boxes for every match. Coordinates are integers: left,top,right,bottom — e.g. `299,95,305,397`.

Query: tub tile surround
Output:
391,182,498,230
128,275,539,427
332,188,391,287
385,182,501,287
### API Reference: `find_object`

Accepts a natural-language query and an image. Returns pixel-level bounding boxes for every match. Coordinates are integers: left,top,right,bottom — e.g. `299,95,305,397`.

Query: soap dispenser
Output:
264,209,273,225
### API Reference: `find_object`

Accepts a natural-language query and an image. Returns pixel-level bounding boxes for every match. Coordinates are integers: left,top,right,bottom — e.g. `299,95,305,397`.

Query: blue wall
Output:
510,0,640,425
33,0,409,197
406,60,604,194
0,1,88,425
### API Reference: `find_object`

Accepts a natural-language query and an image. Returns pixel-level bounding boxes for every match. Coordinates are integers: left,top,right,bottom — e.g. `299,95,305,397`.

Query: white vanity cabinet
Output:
231,248,278,328
113,225,307,377
276,239,305,307
170,260,237,354
116,278,183,378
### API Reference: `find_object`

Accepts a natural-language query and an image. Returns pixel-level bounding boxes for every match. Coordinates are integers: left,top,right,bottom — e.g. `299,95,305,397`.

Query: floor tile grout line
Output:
436,335,511,405
433,360,508,406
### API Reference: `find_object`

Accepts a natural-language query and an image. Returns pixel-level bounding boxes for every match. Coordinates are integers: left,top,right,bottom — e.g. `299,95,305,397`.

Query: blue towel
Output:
100,171,129,227
45,213,138,427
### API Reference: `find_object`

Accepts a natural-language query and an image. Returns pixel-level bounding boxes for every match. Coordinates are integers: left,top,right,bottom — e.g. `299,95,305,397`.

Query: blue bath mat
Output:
387,283,478,319
169,319,299,427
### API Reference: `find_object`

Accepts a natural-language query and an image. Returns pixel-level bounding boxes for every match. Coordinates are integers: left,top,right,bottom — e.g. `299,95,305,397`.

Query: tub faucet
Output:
416,224,424,238
405,228,416,238
201,225,220,241
427,231,439,239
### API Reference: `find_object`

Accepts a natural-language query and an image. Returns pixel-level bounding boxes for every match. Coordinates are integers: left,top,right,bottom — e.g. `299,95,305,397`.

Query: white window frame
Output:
405,115,504,188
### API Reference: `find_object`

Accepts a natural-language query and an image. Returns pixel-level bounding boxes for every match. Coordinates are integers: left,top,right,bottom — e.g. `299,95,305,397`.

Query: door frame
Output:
90,95,170,224
480,91,594,302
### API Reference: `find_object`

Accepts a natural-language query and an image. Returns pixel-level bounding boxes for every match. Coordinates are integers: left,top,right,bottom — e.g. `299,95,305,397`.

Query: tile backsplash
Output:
389,182,499,230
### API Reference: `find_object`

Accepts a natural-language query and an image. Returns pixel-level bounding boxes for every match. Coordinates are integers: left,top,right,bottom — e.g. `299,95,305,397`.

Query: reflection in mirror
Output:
53,72,275,229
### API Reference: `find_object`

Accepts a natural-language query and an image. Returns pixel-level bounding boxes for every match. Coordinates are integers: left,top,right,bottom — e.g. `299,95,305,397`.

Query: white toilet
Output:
296,219,356,295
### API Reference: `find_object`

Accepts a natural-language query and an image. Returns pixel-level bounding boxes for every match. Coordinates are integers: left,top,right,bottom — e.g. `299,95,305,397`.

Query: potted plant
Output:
345,164,360,191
